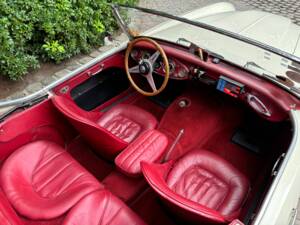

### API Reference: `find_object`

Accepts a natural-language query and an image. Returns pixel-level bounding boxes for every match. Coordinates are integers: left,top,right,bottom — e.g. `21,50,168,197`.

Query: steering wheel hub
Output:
139,60,152,75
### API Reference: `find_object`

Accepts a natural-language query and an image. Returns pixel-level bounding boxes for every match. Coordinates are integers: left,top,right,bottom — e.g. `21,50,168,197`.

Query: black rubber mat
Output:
232,128,264,154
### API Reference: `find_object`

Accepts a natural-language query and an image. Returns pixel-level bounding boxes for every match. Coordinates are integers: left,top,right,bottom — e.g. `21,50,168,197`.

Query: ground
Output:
1,0,300,102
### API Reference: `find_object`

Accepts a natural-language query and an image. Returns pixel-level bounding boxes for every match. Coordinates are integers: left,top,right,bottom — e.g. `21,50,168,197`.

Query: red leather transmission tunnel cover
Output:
115,129,168,177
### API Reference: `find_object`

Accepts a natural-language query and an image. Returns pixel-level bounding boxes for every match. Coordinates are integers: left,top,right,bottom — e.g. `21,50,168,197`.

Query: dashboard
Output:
130,48,190,80
128,43,299,122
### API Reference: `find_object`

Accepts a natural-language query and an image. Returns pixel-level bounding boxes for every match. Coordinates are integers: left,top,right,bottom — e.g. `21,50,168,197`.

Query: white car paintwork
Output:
253,110,300,225
144,2,300,90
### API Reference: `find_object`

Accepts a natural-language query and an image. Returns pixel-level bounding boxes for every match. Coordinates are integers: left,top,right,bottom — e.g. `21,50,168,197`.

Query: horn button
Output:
139,60,152,75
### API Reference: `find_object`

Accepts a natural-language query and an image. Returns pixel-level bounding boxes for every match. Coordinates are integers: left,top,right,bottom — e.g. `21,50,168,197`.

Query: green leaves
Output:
42,41,66,62
93,20,105,33
0,0,137,80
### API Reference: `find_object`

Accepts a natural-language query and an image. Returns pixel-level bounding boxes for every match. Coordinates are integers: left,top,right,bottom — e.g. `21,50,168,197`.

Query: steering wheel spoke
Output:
145,73,157,92
149,51,160,65
129,65,140,73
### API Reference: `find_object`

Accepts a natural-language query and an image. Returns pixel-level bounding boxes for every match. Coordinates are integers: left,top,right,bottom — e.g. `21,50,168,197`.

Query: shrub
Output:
0,0,137,80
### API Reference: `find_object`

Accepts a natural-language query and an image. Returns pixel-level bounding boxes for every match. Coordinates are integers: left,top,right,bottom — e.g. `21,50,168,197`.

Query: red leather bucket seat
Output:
0,140,146,225
141,150,250,223
52,96,157,159
0,140,102,220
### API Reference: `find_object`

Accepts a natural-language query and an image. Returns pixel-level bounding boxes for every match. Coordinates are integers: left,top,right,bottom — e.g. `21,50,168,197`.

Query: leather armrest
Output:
115,129,168,177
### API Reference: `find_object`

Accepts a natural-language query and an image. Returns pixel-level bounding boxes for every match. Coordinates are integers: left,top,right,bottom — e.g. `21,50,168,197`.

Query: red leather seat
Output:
63,190,146,225
52,96,158,159
0,140,102,220
141,150,249,223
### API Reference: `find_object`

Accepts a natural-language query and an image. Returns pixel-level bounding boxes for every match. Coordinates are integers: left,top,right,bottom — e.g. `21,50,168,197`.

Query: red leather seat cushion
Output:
166,150,249,217
115,129,168,177
141,150,250,223
63,190,146,225
0,140,102,220
52,96,158,159
98,104,158,143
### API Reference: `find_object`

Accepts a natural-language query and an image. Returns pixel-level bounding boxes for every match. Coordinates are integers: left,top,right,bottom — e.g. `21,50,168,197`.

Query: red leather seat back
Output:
141,161,227,224
97,105,158,144
166,150,249,217
52,96,128,159
1,140,102,220
52,96,158,160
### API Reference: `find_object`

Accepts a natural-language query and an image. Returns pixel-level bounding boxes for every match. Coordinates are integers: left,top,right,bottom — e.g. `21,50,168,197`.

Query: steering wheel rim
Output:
125,37,170,96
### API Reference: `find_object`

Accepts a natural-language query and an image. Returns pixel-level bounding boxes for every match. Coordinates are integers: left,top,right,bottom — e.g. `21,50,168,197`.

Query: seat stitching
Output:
34,161,74,193
192,175,209,198
126,133,161,170
32,143,49,176
122,122,140,139
104,116,123,131
56,172,86,196
195,177,213,203
214,186,229,211
175,168,201,197
34,151,65,175
171,165,199,189
107,116,140,140
125,132,158,163
120,131,153,163
127,134,161,170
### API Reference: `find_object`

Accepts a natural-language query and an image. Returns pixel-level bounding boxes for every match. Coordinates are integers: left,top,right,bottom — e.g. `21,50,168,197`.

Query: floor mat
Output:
132,95,166,121
158,84,243,161
203,127,264,183
232,128,265,154
131,189,177,225
148,80,184,108
66,136,113,181
156,83,278,184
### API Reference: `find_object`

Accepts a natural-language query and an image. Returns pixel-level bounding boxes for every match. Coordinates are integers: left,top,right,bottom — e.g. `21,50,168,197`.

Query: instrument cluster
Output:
130,49,190,80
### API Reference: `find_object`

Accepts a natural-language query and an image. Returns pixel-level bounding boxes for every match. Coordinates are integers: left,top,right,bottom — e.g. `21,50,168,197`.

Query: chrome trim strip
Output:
0,43,127,108
253,110,298,225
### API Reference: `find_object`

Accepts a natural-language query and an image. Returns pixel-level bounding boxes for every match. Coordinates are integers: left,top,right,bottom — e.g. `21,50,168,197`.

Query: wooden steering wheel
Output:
125,37,170,96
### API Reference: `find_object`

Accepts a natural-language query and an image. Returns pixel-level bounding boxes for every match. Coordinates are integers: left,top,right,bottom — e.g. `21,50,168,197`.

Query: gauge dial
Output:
130,49,139,60
162,59,176,74
142,52,151,60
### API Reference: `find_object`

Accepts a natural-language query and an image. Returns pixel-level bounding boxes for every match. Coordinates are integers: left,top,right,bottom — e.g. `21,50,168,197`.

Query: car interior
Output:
0,37,298,225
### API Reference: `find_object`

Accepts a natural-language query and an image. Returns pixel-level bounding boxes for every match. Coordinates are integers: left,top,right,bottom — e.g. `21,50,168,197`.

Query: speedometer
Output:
130,49,139,60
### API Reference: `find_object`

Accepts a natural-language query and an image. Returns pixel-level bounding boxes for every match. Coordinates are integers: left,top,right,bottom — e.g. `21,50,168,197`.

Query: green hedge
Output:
0,0,136,80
